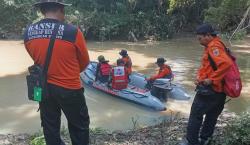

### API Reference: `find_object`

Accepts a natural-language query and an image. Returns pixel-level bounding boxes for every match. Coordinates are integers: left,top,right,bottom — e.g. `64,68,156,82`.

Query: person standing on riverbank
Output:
181,24,232,145
24,0,90,145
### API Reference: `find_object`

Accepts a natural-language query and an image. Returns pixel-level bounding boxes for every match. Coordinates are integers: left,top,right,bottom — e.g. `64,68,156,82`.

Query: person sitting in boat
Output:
146,57,173,101
110,59,129,90
95,55,112,83
146,57,173,82
119,49,132,75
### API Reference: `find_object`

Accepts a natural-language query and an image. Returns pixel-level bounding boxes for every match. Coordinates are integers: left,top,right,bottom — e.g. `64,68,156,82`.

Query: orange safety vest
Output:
100,63,111,76
111,66,128,90
149,64,172,81
122,56,132,74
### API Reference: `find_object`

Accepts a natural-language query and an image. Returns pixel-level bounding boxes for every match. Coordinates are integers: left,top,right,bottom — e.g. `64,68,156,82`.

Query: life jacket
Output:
111,66,128,90
122,56,132,74
100,63,111,76
162,65,173,79
149,64,172,81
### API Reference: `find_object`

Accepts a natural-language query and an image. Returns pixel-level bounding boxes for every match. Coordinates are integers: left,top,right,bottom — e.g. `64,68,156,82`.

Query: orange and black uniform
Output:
24,18,90,145
149,64,172,81
122,56,132,74
24,19,89,89
186,37,232,145
197,37,232,92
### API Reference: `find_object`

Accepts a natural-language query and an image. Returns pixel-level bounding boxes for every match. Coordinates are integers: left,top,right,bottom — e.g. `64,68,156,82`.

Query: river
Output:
0,37,249,134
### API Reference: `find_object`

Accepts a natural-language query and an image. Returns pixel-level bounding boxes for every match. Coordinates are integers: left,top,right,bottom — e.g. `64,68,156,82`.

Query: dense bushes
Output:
0,0,249,40
65,0,176,40
0,0,36,38
205,0,250,33
214,112,250,145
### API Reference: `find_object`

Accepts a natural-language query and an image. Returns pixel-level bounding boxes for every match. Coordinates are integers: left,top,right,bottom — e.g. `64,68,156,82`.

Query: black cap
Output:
119,49,128,56
33,0,72,7
196,24,218,35
155,58,166,64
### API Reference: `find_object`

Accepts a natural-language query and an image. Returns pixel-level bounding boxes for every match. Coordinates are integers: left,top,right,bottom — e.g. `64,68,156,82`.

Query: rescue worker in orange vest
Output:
146,57,172,101
146,57,173,81
119,49,132,75
111,59,129,90
95,55,111,83
180,24,232,145
24,0,90,144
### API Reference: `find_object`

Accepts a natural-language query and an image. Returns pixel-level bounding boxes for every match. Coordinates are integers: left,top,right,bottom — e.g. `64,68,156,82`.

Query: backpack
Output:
208,43,242,98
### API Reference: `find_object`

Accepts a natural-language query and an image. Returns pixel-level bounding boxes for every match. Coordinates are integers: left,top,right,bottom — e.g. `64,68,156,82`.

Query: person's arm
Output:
149,68,171,81
24,43,33,60
208,46,232,83
75,29,90,72
127,56,132,68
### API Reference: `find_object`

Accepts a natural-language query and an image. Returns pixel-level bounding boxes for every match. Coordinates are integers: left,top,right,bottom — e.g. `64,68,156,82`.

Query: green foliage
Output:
0,0,249,40
29,126,70,145
205,0,250,32
232,30,247,40
90,127,108,134
65,0,176,40
0,0,36,37
29,130,45,145
30,135,46,145
168,0,210,30
216,112,250,145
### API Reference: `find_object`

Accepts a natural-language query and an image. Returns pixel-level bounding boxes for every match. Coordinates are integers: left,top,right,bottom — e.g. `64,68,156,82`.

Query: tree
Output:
205,0,250,32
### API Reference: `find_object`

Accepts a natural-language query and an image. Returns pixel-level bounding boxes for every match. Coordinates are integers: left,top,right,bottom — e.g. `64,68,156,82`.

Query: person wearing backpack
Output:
180,24,233,145
24,1,90,145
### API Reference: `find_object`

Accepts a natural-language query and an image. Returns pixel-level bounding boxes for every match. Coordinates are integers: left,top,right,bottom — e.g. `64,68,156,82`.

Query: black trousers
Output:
150,86,168,101
40,83,90,145
186,92,226,145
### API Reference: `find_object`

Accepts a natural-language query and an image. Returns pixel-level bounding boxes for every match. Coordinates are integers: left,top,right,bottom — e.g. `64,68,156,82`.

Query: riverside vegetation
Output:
0,0,250,145
0,111,249,145
0,0,249,40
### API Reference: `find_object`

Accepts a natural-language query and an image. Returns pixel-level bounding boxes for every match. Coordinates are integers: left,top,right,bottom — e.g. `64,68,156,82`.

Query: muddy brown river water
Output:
0,37,249,134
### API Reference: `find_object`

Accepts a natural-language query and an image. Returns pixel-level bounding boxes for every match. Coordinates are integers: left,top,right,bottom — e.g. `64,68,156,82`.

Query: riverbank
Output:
0,111,236,145
0,36,249,144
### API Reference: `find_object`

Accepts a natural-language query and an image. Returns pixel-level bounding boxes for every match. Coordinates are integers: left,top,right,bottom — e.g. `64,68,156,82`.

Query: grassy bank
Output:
1,111,250,145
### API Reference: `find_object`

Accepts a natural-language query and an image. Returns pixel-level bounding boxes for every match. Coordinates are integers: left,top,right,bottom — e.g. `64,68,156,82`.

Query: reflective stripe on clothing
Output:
111,66,128,90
